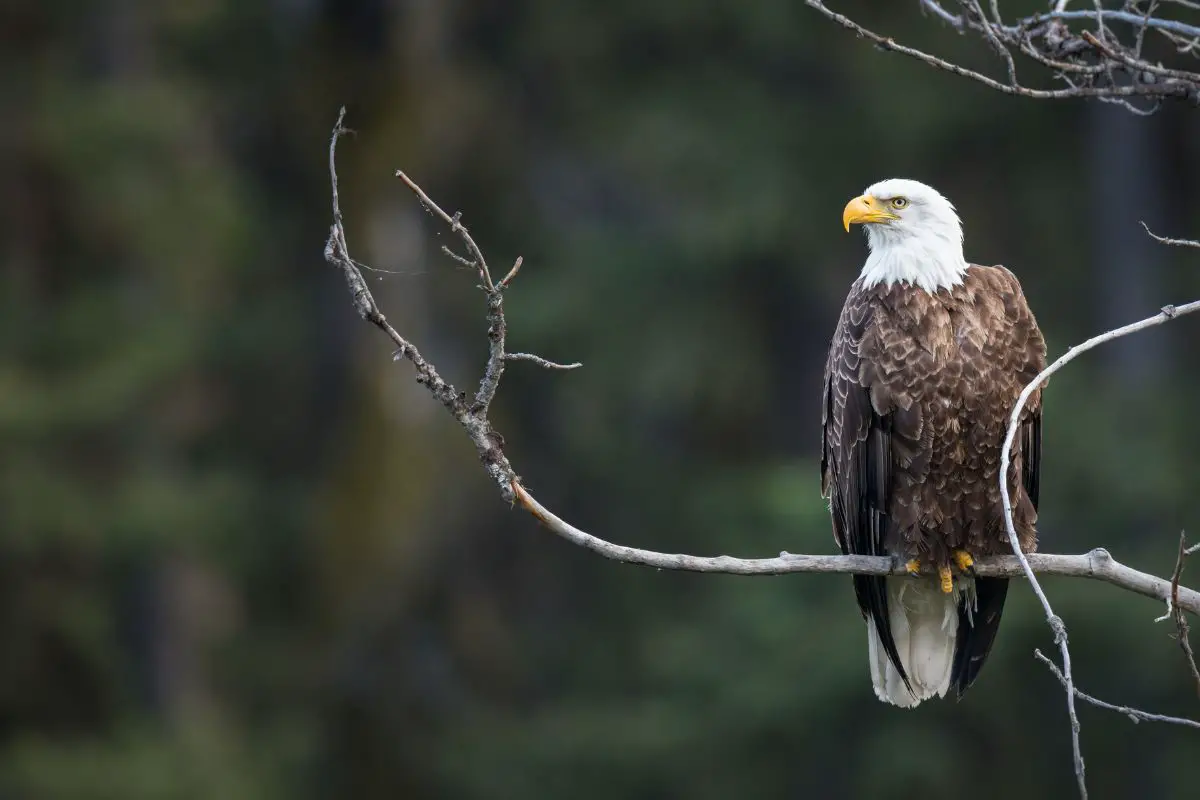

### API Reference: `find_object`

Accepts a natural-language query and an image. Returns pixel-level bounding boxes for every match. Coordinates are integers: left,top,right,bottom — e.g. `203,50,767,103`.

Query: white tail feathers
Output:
868,578,963,707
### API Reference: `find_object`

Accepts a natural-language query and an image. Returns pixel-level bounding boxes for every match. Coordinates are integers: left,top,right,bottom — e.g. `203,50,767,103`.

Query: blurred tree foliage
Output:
2,1,1199,798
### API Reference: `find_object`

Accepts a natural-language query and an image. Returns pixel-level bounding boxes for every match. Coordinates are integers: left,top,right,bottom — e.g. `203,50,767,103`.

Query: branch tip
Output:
500,256,524,288
505,352,582,370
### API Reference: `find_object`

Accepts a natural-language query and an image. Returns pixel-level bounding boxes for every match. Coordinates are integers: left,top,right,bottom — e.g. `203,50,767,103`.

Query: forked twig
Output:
1035,649,1200,729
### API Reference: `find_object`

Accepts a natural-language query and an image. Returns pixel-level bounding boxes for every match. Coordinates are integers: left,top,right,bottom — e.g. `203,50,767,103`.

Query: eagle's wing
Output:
1021,409,1041,510
821,283,920,692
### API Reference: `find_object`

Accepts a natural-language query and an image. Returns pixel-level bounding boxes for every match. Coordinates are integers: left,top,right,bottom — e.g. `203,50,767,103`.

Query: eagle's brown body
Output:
821,264,1046,700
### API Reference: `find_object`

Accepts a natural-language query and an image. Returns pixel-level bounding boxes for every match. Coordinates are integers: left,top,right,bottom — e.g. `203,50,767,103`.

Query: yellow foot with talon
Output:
952,549,975,573
938,565,954,594
904,559,922,576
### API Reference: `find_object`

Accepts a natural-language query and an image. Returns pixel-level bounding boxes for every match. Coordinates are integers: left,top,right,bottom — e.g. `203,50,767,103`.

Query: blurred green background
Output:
3,1,1200,798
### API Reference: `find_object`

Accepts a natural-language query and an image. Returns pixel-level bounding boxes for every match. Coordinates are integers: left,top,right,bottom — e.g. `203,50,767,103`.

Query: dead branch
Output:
1142,222,1200,249
505,352,583,370
805,1,1200,114
1035,649,1200,730
324,107,519,503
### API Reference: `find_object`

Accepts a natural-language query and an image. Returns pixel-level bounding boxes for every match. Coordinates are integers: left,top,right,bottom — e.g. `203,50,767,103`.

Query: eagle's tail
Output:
950,577,1010,697
868,578,958,707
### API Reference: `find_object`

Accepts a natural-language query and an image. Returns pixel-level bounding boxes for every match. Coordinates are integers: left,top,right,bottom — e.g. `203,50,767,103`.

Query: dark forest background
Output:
3,1,1200,798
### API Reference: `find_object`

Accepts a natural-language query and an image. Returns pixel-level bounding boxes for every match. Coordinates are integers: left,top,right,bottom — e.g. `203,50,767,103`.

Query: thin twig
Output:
1136,0,1160,58
1091,0,1108,45
1142,222,1200,248
1035,650,1200,729
1156,530,1188,622
1016,29,1109,75
921,0,965,28
506,352,583,370
1081,30,1200,82
396,171,495,291
500,256,523,288
961,0,1020,84
1020,9,1200,40
1163,532,1200,697
441,245,477,269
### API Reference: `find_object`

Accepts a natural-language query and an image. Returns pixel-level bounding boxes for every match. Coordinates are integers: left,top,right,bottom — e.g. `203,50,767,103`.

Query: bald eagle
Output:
821,179,1047,707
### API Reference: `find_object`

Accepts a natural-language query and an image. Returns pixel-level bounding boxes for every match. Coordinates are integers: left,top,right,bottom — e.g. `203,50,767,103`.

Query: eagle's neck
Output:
860,226,968,293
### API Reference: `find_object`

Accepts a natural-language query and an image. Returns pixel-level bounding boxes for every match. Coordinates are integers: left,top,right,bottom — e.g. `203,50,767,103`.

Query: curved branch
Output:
1035,649,1200,730
324,108,519,502
1142,222,1200,249
1025,9,1200,40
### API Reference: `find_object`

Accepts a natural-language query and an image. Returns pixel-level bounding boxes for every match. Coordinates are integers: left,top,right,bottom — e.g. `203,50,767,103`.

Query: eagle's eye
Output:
890,197,909,209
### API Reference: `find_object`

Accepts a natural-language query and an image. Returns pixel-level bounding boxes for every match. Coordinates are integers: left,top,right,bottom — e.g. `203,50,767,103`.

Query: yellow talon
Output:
904,559,922,576
952,549,975,572
938,565,954,594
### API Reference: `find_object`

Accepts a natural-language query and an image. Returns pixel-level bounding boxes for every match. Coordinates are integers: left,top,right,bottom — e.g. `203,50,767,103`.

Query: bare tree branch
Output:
1035,649,1200,729
1142,222,1200,249
324,107,520,503
808,1,1200,113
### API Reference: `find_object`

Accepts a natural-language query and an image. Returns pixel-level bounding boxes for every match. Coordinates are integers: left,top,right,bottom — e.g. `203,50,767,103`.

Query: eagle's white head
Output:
842,178,968,293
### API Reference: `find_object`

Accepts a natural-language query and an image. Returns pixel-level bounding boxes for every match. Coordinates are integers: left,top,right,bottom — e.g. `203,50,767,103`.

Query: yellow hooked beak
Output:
842,194,898,232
